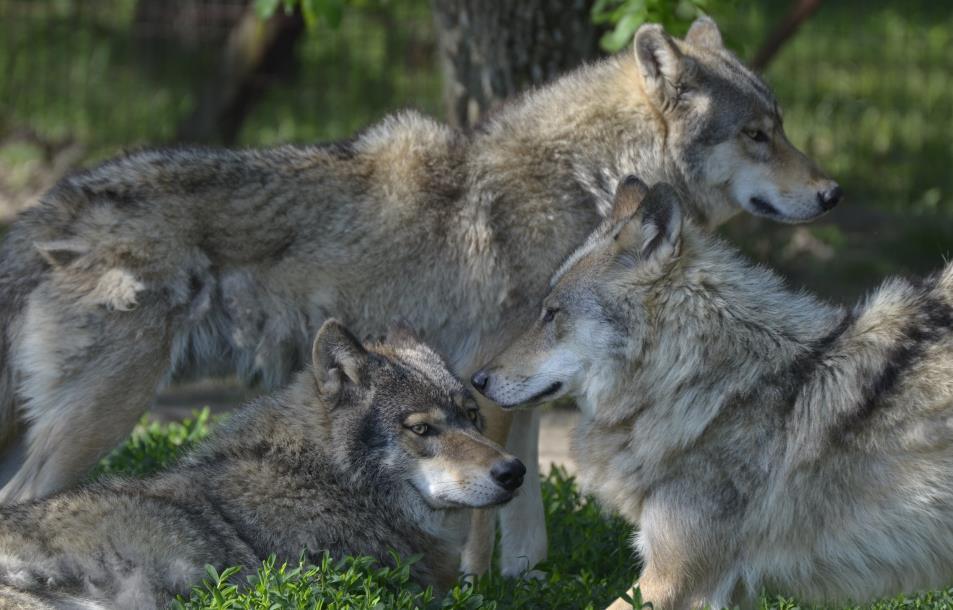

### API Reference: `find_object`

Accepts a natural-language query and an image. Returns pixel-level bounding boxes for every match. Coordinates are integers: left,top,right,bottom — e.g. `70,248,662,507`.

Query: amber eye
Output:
542,307,559,323
410,423,430,436
466,409,479,424
744,128,769,143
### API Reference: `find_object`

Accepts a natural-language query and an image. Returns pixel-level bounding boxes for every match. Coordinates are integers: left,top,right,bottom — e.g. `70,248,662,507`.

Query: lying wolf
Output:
474,178,953,609
0,320,523,609
0,16,838,576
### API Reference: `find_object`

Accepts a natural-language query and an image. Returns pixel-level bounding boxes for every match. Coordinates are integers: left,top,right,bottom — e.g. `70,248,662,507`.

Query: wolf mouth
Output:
749,196,779,217
524,381,563,405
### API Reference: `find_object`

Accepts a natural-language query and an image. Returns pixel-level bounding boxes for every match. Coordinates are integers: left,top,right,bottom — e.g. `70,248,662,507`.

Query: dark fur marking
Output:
316,137,357,160
202,491,262,559
82,185,136,207
753,310,854,420
112,486,254,563
834,296,953,440
356,410,388,458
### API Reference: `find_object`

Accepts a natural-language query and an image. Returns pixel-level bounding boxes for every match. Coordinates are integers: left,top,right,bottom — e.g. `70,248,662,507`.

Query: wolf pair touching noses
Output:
0,15,839,583
0,320,524,608
476,177,953,609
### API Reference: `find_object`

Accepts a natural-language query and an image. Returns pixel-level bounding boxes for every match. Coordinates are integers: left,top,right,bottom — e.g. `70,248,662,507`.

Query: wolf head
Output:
632,17,840,224
312,319,525,508
472,176,798,410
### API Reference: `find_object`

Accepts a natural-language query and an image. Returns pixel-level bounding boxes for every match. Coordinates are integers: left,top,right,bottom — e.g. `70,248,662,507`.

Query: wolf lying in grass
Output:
0,320,524,609
473,178,953,609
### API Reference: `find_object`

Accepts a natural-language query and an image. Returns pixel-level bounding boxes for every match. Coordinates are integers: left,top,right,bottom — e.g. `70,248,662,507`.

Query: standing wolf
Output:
0,17,839,576
0,320,524,609
474,178,953,609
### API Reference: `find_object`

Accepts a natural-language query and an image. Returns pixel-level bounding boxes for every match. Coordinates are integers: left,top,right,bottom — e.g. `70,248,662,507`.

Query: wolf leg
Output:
459,399,513,576
498,408,547,577
0,293,172,504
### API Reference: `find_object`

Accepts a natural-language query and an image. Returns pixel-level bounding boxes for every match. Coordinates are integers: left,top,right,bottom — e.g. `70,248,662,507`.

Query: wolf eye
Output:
409,423,430,436
466,409,479,424
744,128,769,143
542,307,559,323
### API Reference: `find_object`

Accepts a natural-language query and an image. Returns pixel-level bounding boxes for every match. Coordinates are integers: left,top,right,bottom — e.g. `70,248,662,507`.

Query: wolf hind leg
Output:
0,294,173,504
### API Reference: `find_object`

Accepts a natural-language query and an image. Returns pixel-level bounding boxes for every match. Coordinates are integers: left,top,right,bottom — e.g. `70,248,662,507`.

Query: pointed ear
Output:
685,16,723,50
610,175,649,223
634,24,686,107
34,239,89,268
312,319,368,401
615,183,683,267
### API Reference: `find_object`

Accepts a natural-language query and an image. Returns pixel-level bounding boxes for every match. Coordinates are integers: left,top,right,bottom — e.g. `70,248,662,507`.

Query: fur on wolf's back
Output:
569,220,953,606
0,52,657,459
0,370,464,609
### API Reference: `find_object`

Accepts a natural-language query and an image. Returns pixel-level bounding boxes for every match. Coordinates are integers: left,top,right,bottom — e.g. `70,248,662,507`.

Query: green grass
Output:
94,412,953,610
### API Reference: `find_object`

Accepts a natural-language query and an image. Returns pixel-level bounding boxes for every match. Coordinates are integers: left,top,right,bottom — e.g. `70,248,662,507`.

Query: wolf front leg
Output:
615,497,741,610
498,407,547,577
459,398,512,576
459,399,548,578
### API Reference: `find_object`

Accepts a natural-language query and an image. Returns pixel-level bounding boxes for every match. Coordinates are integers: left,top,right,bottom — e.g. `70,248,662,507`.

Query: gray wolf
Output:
0,319,523,609
0,16,838,577
473,177,953,609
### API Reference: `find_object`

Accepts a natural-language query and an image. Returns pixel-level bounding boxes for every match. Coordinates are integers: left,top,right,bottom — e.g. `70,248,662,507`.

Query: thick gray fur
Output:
0,17,837,577
0,320,518,609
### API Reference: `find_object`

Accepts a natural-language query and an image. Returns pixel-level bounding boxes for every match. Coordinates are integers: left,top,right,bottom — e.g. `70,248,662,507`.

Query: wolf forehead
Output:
369,340,471,404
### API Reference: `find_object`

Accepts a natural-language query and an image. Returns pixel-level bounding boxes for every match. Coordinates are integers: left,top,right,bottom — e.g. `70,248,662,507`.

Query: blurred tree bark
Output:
751,0,823,71
430,0,602,129
174,4,304,145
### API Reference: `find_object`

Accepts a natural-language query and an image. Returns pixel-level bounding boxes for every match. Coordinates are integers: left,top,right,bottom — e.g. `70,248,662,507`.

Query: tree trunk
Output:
175,5,304,145
430,0,602,128
751,0,823,72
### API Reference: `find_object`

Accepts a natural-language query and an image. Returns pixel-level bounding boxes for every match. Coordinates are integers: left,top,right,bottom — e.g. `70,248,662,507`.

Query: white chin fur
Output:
411,469,512,508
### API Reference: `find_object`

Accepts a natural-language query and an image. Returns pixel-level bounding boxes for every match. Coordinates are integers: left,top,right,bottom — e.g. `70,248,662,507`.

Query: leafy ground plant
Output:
96,414,953,609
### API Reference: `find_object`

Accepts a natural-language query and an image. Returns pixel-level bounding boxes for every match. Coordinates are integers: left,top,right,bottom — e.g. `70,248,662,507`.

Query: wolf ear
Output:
313,319,368,401
685,16,723,50
34,239,89,268
634,24,688,108
615,183,683,268
611,175,649,222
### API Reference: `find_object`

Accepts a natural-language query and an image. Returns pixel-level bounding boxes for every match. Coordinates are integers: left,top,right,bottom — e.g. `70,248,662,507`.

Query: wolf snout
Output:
491,458,526,492
817,184,843,211
471,369,489,393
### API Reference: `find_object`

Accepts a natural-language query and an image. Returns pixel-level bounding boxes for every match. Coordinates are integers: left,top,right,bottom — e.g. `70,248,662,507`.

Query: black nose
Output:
471,369,489,392
817,185,842,211
490,458,526,492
